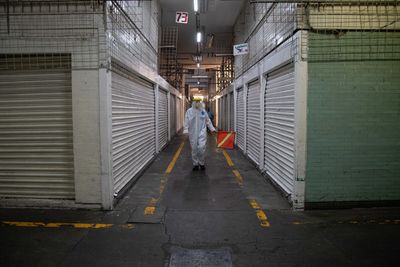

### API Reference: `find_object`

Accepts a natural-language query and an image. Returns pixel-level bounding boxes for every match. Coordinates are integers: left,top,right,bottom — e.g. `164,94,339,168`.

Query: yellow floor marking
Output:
220,145,271,229
144,206,156,215
166,142,185,174
249,199,271,228
222,150,234,167
217,132,233,148
145,141,185,215
249,199,260,209
232,170,244,186
1,221,117,229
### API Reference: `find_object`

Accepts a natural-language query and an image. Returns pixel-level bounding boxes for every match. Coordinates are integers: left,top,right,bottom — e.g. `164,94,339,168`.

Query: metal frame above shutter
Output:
158,88,168,150
236,87,245,150
264,64,295,195
246,79,261,166
111,67,155,193
0,62,74,199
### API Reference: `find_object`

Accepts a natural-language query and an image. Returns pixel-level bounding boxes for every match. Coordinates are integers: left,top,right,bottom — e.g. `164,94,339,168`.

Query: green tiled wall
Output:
306,33,400,203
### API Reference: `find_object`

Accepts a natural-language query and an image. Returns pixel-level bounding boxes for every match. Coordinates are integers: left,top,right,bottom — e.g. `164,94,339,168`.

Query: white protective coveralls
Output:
183,102,216,166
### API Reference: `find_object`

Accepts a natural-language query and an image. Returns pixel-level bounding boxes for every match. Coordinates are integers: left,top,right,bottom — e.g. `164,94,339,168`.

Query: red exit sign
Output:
176,12,189,24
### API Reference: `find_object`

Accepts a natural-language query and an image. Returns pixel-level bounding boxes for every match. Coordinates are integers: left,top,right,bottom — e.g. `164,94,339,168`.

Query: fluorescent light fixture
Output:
197,63,200,68
192,75,208,78
196,32,202,43
194,0,198,12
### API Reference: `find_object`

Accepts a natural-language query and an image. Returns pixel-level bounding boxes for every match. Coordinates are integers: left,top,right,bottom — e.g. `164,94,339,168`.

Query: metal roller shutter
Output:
224,96,229,131
170,95,176,136
229,92,234,131
236,88,245,150
264,64,295,194
112,70,155,193
246,80,261,165
218,98,222,129
0,69,75,199
158,89,168,149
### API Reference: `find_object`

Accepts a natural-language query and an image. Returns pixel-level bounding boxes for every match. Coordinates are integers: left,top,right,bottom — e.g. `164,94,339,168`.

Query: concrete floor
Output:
0,134,399,267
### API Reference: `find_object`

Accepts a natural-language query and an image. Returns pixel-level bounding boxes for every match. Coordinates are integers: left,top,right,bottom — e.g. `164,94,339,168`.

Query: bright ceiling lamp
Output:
196,32,202,43
197,63,200,68
194,0,199,12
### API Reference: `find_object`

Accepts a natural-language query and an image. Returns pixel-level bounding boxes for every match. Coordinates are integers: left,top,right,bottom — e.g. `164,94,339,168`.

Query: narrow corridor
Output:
0,134,399,267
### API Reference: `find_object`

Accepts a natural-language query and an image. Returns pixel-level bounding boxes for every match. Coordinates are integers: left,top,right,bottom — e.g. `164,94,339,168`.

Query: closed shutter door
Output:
0,69,74,199
158,89,168,149
236,88,245,150
224,96,229,131
246,80,261,165
218,98,222,129
112,71,155,193
264,64,295,194
170,95,176,136
229,92,234,131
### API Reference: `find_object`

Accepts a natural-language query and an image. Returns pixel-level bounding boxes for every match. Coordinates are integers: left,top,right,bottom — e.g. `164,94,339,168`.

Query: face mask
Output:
194,101,201,109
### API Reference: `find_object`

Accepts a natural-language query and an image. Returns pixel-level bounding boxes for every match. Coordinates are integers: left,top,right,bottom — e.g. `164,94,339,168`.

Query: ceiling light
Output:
194,0,198,12
197,80,200,85
196,32,202,43
197,63,200,68
192,75,208,78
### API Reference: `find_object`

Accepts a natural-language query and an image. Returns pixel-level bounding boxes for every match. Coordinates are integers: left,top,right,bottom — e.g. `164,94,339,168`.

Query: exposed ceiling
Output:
160,0,244,72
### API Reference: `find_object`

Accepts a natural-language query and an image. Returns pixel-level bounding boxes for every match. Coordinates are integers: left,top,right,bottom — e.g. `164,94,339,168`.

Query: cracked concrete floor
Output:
1,134,399,267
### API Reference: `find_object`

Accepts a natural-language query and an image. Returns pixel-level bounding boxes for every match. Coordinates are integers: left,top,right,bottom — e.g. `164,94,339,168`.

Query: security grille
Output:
264,64,295,195
246,80,261,166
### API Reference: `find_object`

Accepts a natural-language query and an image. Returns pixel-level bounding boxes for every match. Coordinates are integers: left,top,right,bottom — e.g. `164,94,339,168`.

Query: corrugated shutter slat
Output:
264,65,295,195
0,70,74,199
246,80,261,165
236,88,245,150
158,89,168,149
112,71,155,193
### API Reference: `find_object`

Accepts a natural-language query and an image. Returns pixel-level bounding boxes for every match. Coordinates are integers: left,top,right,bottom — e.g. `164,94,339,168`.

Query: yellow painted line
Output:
0,221,128,229
144,206,156,215
249,199,260,209
232,170,244,186
144,141,185,215
217,132,233,148
248,199,271,228
222,150,234,167
166,141,185,174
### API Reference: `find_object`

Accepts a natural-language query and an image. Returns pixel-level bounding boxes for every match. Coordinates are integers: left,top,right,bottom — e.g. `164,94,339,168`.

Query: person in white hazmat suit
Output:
183,100,216,170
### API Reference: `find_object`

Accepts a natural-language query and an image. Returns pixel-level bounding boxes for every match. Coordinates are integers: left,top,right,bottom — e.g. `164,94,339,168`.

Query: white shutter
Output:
229,92,234,131
158,89,168,149
224,96,229,131
236,88,245,150
112,70,155,193
218,98,222,129
246,80,261,165
264,64,295,195
170,95,176,136
0,69,74,199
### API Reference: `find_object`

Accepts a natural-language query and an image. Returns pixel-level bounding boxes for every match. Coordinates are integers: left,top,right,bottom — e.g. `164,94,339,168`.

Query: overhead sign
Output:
233,43,249,56
176,12,189,24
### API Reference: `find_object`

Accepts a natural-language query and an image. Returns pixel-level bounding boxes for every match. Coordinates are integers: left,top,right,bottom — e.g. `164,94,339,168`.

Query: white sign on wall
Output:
176,12,189,24
233,43,249,56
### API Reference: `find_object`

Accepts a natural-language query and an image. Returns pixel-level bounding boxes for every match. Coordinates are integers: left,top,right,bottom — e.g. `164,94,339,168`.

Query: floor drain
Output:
169,247,232,267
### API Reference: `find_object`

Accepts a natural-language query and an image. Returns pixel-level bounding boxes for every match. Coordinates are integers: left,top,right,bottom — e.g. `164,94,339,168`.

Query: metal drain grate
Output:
169,247,232,267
